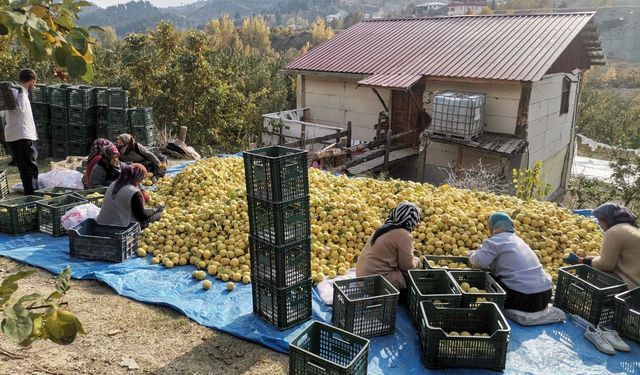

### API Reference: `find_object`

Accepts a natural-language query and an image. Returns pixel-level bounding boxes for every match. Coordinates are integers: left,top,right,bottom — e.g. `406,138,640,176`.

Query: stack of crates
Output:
30,84,50,158
243,146,312,330
107,89,128,140
94,87,109,139
129,108,155,147
67,86,96,156
49,85,71,158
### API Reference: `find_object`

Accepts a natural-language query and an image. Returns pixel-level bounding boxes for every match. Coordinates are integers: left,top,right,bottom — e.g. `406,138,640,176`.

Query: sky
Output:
91,0,200,8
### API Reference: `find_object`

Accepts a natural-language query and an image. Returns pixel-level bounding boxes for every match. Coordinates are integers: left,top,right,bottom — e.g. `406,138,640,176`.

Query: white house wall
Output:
527,72,578,193
299,75,390,142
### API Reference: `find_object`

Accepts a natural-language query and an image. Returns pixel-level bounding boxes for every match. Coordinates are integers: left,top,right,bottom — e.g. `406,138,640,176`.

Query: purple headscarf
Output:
593,203,637,230
112,163,147,196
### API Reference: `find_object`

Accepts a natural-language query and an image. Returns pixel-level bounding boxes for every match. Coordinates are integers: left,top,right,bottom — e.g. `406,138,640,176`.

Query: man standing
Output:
4,69,38,195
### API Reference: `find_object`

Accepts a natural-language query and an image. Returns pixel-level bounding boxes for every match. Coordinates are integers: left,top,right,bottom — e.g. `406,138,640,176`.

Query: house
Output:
447,1,488,15
415,2,448,16
279,13,605,197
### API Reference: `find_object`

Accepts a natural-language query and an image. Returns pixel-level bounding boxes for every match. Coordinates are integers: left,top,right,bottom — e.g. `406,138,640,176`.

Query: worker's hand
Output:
562,252,580,265
154,204,164,213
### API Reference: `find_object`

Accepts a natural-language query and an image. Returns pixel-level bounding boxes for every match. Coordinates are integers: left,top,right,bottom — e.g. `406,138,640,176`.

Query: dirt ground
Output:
0,155,288,375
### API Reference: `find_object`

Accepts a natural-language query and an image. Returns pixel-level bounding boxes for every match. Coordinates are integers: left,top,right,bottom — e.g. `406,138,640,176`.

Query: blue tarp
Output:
0,233,638,374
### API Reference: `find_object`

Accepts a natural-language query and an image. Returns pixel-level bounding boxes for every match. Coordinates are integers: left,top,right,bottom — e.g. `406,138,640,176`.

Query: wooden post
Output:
178,126,188,142
456,146,463,178
300,127,306,150
346,121,352,154
384,126,392,172
417,136,428,182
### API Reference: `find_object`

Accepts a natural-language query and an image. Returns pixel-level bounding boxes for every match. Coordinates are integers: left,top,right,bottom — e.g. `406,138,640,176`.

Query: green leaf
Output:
53,46,68,67
88,25,105,33
55,267,72,294
67,32,87,55
46,291,64,302
26,14,49,33
1,304,33,345
0,23,8,35
0,285,18,306
0,10,27,26
2,270,36,288
16,293,44,306
81,60,94,82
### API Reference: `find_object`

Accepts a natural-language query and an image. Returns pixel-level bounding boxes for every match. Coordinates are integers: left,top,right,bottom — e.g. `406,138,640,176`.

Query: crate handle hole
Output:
570,283,585,292
308,362,327,372
330,333,350,347
365,304,382,310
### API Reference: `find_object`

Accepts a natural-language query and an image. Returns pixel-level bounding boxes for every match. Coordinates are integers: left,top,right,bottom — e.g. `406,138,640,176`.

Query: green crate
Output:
0,195,45,235
128,108,153,128
408,269,462,326
0,170,9,200
68,107,96,127
289,321,369,375
423,255,471,270
68,124,94,142
94,87,109,107
332,275,400,337
614,287,640,344
36,194,88,236
131,126,155,145
49,105,68,125
73,187,107,207
249,236,310,288
68,141,91,156
48,86,69,107
554,265,628,326
52,142,68,159
36,140,51,160
96,106,108,125
107,89,128,109
419,301,510,371
243,146,309,203
31,102,49,125
68,87,95,108
448,270,506,310
30,84,49,103
252,278,312,330
69,219,140,262
34,186,80,198
247,196,310,246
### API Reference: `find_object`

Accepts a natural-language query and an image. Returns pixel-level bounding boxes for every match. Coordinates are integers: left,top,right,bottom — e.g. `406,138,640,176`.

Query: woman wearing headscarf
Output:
469,212,552,313
96,163,163,229
89,145,125,189
84,138,114,188
356,202,422,295
116,133,163,176
563,203,640,289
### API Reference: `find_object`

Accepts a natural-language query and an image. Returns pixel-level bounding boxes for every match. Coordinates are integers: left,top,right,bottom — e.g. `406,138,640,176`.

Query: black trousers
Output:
497,279,552,313
7,139,38,195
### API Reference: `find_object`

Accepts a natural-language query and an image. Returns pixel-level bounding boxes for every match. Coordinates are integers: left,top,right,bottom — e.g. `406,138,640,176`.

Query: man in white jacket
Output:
4,69,39,195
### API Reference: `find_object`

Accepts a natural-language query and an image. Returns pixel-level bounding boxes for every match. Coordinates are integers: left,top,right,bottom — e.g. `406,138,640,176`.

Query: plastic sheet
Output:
0,233,637,375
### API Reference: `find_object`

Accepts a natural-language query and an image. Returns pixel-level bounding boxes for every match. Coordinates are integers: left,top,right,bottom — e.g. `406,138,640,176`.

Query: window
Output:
560,77,571,115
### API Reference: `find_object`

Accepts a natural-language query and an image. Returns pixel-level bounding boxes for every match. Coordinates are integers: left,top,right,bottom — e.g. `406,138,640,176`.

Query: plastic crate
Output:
332,275,400,337
243,146,309,203
0,170,9,200
96,106,108,125
554,265,628,326
419,301,510,371
94,87,109,107
107,89,128,109
614,287,640,344
36,195,88,236
423,255,471,270
408,270,462,326
0,195,44,235
427,91,486,141
108,108,129,129
247,196,310,246
249,236,310,288
49,105,68,125
131,126,155,145
448,270,506,309
68,87,95,108
48,86,69,107
73,187,108,207
252,278,312,330
289,321,369,375
69,219,140,262
36,141,51,160
34,186,80,198
30,84,49,103
31,102,49,124
68,124,94,142
68,107,96,127
52,142,68,159
96,124,108,139
68,141,91,156
128,108,154,128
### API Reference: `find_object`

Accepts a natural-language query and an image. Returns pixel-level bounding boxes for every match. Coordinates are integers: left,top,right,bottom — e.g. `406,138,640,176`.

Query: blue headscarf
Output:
488,212,514,235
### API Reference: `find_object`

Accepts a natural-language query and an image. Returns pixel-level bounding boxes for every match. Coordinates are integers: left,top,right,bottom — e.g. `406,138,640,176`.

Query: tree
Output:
609,150,640,207
206,14,243,51
0,0,101,80
512,161,551,201
480,7,494,15
310,17,334,46
342,10,363,29
239,17,272,55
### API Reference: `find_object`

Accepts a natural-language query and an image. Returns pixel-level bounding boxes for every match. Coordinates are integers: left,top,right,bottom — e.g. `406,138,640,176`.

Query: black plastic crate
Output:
68,123,94,141
36,194,88,236
68,107,96,127
247,196,310,245
96,106,108,125
73,187,107,207
252,278,312,330
31,102,49,124
614,287,640,344
30,84,49,103
48,86,69,107
34,186,81,198
131,126,154,145
408,270,462,326
128,108,154,128
68,141,91,156
107,89,128,109
52,142,68,159
96,124,108,139
249,236,310,288
423,255,471,270
332,275,399,337
68,87,95,108
419,301,510,371
0,170,9,200
108,108,129,129
0,195,45,235
49,105,68,124
94,87,109,107
289,321,369,375
554,265,628,326
36,140,51,160
448,271,506,309
69,219,140,262
243,146,308,203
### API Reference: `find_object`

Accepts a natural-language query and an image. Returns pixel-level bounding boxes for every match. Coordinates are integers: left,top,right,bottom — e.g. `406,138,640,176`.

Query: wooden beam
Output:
283,130,349,147
371,87,389,112
456,147,463,178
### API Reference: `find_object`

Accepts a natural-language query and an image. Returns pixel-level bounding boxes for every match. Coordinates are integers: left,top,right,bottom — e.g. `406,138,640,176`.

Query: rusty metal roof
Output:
286,13,605,82
357,74,423,90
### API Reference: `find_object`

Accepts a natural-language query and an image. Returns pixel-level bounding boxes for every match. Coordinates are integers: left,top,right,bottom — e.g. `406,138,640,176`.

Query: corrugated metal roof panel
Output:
286,13,602,82
357,74,423,90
